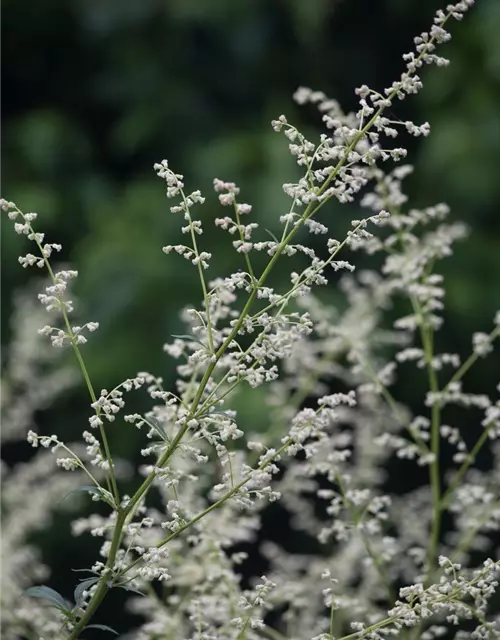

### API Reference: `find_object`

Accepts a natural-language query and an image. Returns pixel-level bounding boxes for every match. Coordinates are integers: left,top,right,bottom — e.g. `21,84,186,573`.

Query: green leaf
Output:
115,581,146,596
171,334,206,348
143,416,169,442
265,228,280,243
59,485,115,508
85,624,118,635
203,409,237,422
25,585,72,612
74,578,100,605
61,485,100,499
71,568,98,574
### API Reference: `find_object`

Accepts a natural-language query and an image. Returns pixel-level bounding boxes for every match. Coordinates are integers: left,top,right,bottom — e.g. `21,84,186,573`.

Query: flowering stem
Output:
233,198,257,283
18,207,120,506
444,325,500,392
116,438,294,578
72,202,317,635
335,473,396,603
450,498,500,563
67,509,128,639
440,419,495,509
67,339,120,504
179,188,216,354
412,295,442,583
63,103,410,635
436,324,500,509
357,354,431,457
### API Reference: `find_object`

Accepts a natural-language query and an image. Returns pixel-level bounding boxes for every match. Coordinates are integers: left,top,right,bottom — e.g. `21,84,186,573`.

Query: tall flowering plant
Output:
3,1,500,638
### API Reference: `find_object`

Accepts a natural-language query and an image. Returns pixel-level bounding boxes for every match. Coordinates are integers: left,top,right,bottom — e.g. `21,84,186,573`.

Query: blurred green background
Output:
2,0,500,635
3,0,500,379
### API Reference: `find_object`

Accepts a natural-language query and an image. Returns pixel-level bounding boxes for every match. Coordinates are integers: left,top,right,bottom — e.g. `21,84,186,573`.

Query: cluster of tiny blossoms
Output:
4,1,500,639
1,290,85,640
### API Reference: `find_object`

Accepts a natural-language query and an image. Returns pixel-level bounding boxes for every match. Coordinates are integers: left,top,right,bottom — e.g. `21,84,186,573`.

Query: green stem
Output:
19,207,120,505
412,295,441,583
116,437,293,579
450,498,500,563
335,473,396,603
176,185,217,354
440,419,495,510
444,325,500,393
261,626,289,640
233,198,257,284
67,510,127,640
359,355,431,457
435,324,500,510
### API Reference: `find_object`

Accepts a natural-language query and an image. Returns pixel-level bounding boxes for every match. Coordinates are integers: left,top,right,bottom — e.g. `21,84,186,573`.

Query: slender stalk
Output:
329,596,336,639
358,355,431,457
335,473,396,603
174,184,218,354
18,207,120,505
440,419,495,509
233,198,257,284
444,325,500,393
67,510,127,639
450,498,500,563
411,295,442,582
261,626,289,640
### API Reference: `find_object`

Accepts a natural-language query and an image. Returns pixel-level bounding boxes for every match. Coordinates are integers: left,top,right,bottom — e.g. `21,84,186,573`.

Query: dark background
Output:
2,0,500,636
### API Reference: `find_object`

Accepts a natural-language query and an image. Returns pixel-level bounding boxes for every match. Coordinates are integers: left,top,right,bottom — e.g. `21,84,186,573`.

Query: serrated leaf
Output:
74,578,100,605
25,585,72,612
85,624,118,635
171,334,206,348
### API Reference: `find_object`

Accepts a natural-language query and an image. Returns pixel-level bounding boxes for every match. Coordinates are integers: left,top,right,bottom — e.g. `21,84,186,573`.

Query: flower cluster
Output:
4,2,500,640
